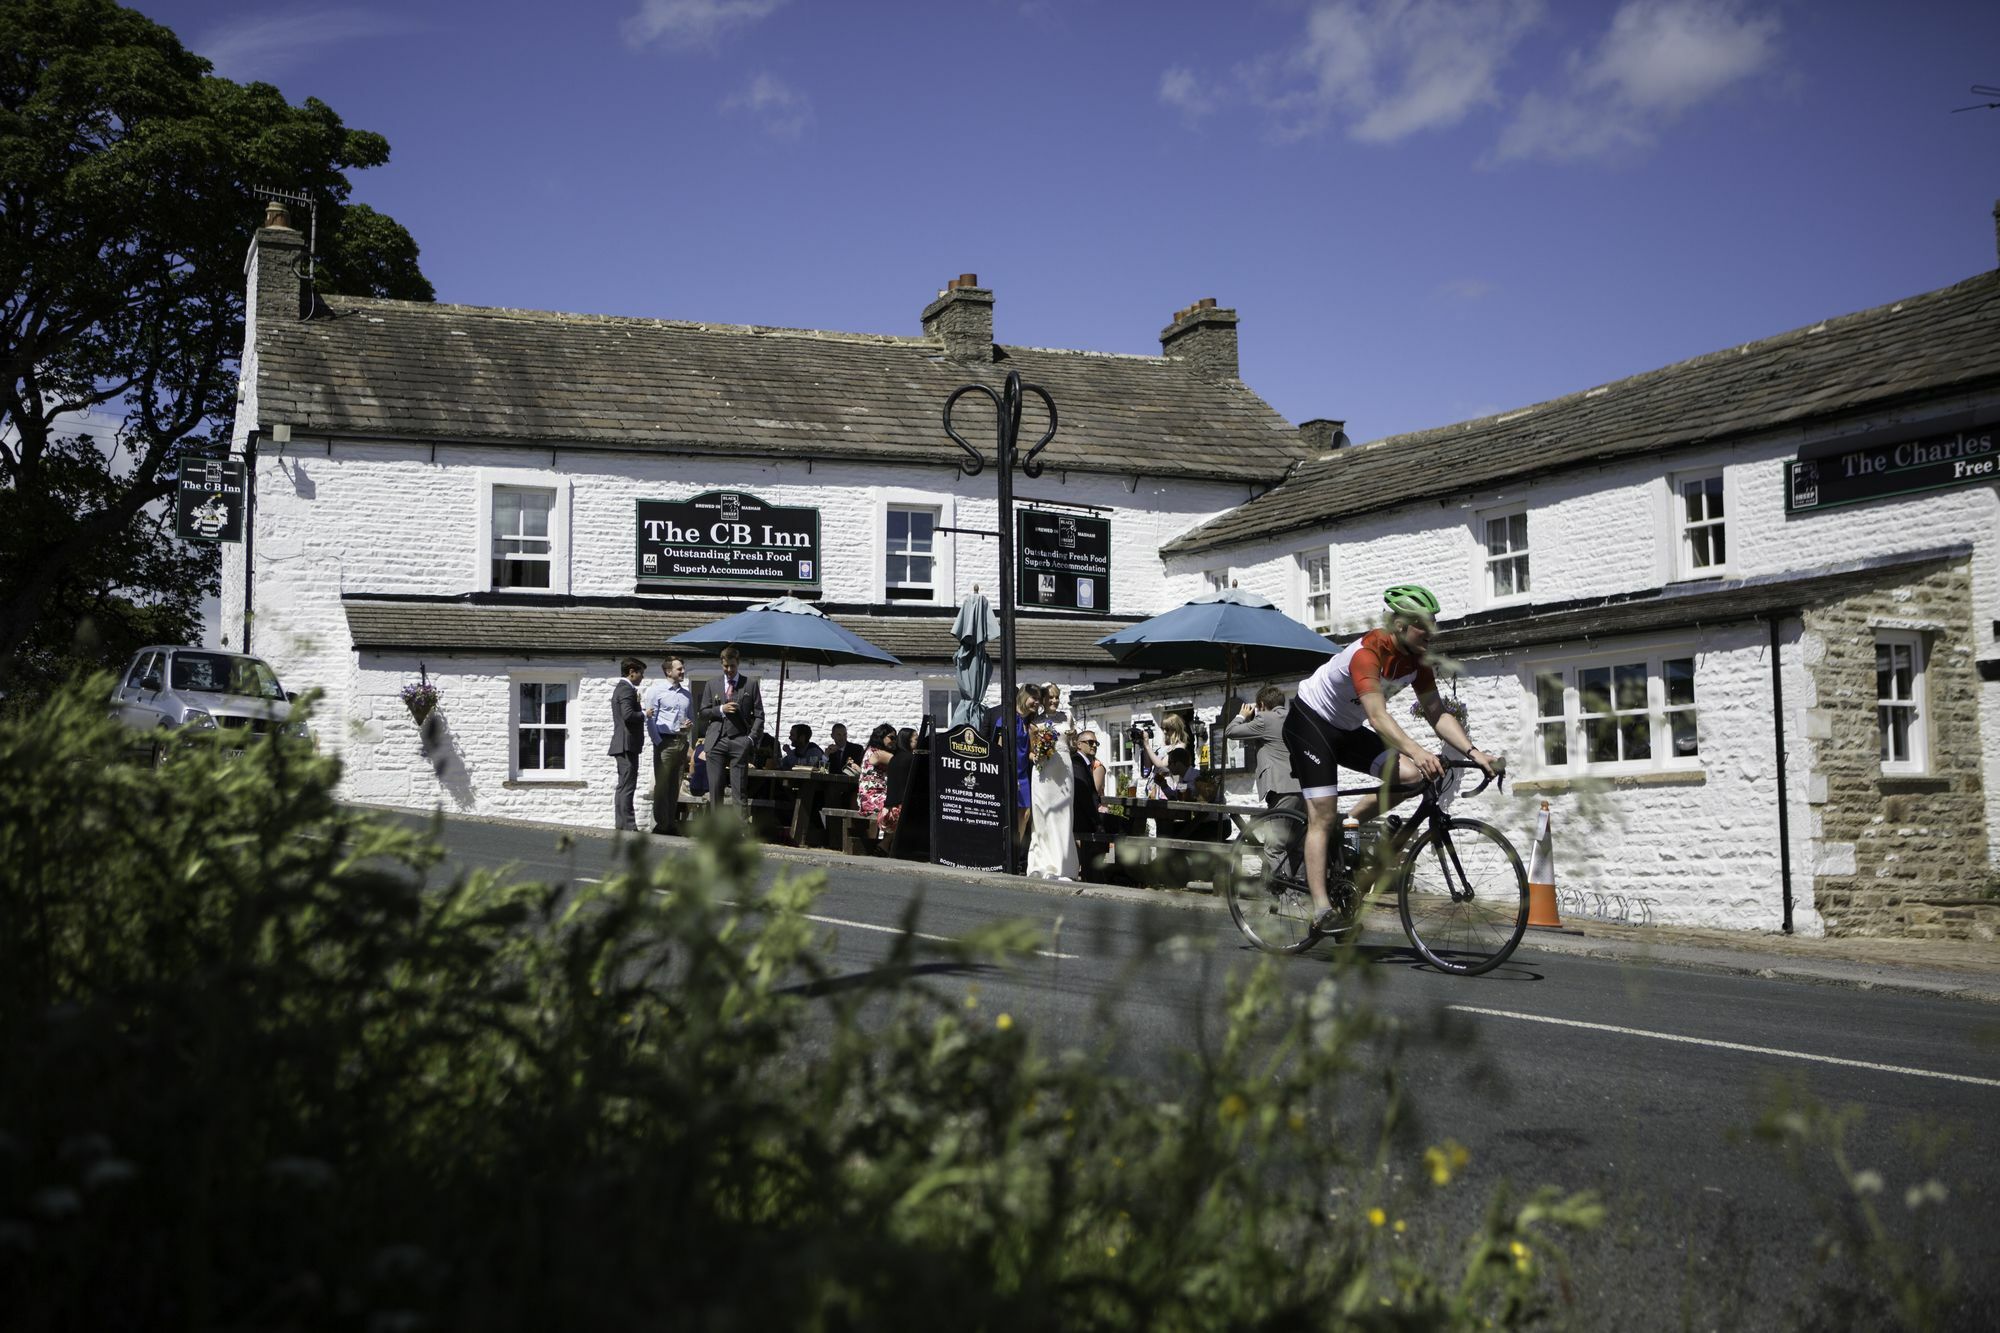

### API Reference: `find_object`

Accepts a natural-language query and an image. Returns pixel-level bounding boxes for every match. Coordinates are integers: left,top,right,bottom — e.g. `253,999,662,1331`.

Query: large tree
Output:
0,0,431,698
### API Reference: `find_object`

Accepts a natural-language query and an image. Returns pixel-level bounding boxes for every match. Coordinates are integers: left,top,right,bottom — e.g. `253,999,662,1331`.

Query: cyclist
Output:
1282,584,1497,932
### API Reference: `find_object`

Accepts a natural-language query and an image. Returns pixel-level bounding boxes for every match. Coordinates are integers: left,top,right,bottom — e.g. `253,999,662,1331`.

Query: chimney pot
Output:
263,200,293,230
922,276,995,361
1160,300,1240,382
1299,418,1348,452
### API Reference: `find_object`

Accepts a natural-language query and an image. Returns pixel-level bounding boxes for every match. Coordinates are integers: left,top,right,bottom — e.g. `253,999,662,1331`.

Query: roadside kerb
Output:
347,803,2000,1004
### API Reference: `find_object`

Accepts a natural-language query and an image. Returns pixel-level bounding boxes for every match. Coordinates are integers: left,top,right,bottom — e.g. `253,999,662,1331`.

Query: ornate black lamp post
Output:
943,371,1058,874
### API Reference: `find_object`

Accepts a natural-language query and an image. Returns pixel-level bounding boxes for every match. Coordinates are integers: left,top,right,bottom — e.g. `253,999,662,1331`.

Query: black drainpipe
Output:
1768,613,1794,934
241,429,260,654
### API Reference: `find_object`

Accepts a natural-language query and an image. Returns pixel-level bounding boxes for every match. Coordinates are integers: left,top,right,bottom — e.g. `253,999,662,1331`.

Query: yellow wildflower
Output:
1510,1239,1532,1273
1287,1110,1307,1134
1219,1093,1248,1121
1393,1219,1406,1234
1367,1207,1387,1228
1424,1139,1471,1186
996,1013,1014,1031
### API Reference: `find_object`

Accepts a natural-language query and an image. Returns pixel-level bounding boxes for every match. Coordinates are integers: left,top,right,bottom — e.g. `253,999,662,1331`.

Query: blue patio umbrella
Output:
670,596,901,747
1094,588,1337,757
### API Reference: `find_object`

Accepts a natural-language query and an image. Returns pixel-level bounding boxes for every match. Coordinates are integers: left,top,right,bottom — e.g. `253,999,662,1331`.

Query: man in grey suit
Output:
1233,685,1302,812
608,657,648,831
697,645,766,811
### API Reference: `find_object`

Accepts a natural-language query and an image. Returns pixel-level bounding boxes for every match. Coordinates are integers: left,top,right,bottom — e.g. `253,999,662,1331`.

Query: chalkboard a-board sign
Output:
930,722,1006,872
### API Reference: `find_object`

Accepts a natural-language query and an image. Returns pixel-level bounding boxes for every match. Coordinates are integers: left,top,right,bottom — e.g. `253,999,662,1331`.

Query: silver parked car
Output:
111,646,307,759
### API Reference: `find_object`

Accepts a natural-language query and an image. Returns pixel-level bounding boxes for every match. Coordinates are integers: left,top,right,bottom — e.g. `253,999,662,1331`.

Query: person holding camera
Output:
1234,685,1302,813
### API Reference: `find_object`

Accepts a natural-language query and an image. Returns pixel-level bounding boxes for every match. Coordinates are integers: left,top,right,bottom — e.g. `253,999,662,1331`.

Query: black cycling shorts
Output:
1282,698,1388,799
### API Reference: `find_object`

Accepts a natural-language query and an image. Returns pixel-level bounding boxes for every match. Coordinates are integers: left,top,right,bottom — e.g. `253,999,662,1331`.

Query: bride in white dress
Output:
1026,683,1081,880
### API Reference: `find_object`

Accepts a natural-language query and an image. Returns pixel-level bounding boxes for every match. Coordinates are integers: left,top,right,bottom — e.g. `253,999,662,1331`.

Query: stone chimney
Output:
246,200,305,332
1299,418,1348,452
1160,298,1239,381
921,273,994,361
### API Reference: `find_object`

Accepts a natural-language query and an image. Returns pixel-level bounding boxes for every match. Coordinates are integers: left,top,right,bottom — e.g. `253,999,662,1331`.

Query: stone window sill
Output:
1514,769,1707,795
503,778,587,789
1878,775,1950,794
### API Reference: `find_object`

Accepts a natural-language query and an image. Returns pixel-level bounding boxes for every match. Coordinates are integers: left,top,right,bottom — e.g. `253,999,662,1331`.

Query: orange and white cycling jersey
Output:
1297,628,1437,729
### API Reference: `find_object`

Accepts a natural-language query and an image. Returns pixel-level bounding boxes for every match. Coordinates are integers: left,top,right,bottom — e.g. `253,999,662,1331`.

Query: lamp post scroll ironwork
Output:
942,370,1058,874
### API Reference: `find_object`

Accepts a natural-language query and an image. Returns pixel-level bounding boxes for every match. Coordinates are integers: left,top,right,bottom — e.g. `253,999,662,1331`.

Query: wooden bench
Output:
819,806,877,855
1112,834,1238,892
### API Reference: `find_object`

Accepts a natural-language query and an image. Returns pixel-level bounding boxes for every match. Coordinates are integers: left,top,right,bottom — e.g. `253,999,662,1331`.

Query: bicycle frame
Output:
1335,759,1505,896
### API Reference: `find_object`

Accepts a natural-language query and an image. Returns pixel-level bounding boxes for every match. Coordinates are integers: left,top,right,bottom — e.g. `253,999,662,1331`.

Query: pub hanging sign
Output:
635,491,821,589
1016,508,1111,612
173,456,245,544
1786,421,1998,515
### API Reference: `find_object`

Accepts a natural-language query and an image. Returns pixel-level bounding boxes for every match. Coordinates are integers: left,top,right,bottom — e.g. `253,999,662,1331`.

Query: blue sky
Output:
147,0,2000,444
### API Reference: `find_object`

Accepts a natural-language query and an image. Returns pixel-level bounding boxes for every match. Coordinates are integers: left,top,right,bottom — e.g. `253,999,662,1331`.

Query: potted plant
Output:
401,668,442,726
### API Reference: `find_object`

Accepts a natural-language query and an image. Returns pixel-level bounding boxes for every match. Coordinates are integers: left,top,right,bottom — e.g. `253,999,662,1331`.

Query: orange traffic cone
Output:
1527,800,1563,930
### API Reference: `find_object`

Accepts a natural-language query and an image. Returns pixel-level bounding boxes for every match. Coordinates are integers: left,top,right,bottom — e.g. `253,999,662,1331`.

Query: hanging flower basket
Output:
402,675,442,726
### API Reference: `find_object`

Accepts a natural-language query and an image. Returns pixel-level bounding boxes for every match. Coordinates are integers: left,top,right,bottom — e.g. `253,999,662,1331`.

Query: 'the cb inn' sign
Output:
635,491,821,589
1787,414,1997,515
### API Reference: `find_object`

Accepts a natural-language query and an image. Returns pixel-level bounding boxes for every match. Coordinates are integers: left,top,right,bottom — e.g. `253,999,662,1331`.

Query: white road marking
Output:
641,888,1077,960
1448,1005,2000,1089
803,911,1080,961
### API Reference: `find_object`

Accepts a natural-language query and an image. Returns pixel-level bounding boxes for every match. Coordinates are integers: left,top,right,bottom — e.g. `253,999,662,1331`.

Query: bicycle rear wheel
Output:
1395,817,1529,976
1222,808,1320,955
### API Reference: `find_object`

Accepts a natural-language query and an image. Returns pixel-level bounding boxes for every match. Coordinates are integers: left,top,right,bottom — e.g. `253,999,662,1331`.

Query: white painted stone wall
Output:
343,653,1133,827
220,434,1249,824
1160,399,2000,926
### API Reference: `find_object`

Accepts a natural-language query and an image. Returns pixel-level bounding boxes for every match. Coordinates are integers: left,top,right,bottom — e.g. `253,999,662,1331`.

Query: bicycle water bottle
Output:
1341,817,1361,866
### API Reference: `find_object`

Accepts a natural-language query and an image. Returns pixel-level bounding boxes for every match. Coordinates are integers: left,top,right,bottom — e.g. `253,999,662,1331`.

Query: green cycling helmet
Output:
1382,584,1442,619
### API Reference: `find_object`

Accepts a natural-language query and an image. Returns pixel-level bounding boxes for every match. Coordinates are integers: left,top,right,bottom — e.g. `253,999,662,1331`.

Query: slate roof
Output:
257,297,1311,483
1164,269,2000,556
342,596,1132,667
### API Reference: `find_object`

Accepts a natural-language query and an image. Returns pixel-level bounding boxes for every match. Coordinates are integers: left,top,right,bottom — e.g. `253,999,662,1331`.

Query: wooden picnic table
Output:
746,767,860,847
1098,794,1264,838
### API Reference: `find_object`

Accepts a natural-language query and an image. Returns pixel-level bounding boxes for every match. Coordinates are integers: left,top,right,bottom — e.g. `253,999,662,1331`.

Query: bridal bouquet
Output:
1027,723,1057,767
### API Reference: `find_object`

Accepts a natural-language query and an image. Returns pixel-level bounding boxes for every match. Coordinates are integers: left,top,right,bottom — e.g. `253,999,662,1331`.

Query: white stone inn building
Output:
222,204,2000,940
220,208,1314,827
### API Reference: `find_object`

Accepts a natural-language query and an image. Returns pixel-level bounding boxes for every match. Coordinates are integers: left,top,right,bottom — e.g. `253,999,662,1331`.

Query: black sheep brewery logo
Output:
173,457,245,543
1788,459,1820,511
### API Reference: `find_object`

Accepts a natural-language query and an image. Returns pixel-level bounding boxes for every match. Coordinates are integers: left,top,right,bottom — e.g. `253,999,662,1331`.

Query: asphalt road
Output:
395,813,2000,1331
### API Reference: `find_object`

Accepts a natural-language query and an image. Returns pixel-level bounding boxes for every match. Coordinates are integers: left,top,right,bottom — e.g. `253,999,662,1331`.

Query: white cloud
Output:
723,72,812,139
623,0,788,50
1436,277,1496,301
1159,65,1219,119
195,8,418,80
1497,0,1779,161
1246,0,1546,143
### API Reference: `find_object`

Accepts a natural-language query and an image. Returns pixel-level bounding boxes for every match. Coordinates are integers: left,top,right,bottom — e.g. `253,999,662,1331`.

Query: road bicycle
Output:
1221,759,1529,976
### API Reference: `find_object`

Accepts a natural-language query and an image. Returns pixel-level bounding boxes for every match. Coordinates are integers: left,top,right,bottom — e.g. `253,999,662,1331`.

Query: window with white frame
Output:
1529,651,1699,772
1481,509,1530,602
1875,632,1927,774
1297,548,1333,632
491,485,556,589
512,676,576,779
885,505,937,600
1204,568,1230,593
1676,472,1727,577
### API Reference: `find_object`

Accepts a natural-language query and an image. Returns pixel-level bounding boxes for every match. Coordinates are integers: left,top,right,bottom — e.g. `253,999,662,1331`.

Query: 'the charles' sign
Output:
1787,423,1997,515
635,491,821,589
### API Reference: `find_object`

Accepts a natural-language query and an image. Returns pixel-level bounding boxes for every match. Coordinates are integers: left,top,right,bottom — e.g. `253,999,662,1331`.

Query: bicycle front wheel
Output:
1222,807,1320,955
1395,817,1529,976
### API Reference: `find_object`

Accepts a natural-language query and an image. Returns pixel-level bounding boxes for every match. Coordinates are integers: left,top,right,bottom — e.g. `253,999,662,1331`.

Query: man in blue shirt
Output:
643,655,694,834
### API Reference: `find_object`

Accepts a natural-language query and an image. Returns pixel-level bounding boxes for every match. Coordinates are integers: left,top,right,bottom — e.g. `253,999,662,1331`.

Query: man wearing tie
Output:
608,657,647,831
698,645,765,811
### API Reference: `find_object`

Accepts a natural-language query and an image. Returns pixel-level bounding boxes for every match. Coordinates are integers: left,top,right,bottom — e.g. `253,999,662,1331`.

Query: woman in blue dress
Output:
1013,685,1041,861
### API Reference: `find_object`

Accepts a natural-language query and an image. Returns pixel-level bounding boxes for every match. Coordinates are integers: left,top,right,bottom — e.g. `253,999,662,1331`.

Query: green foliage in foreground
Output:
0,687,1608,1329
